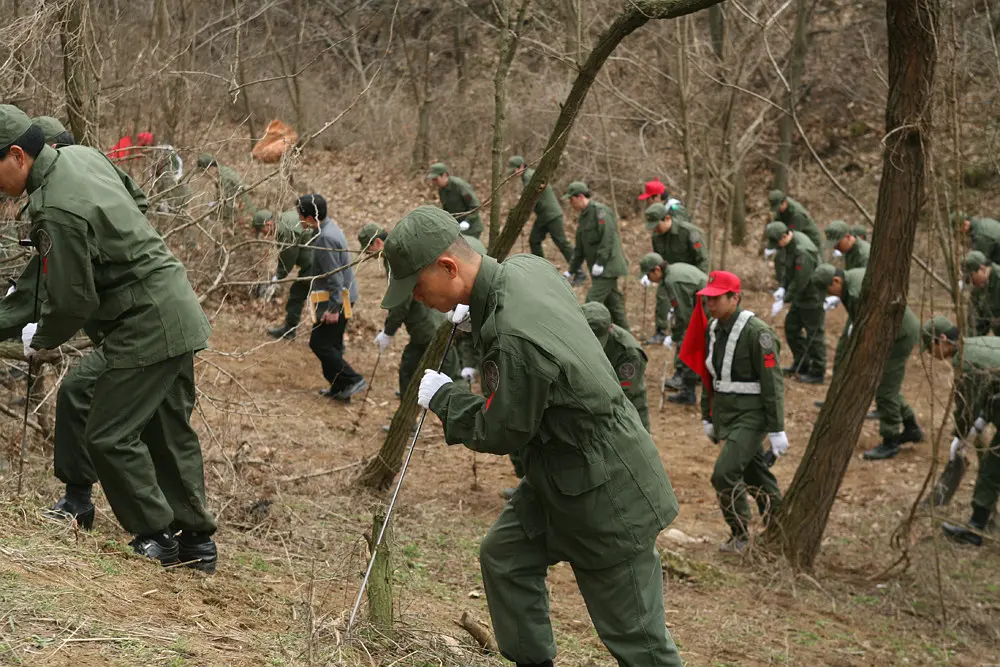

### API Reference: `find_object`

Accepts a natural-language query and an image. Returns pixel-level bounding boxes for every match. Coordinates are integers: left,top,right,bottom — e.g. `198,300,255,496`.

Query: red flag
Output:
679,296,712,397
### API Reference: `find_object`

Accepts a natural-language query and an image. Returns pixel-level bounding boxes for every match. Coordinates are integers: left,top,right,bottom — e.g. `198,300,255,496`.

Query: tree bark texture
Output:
763,0,939,570
772,0,810,193
366,505,394,633
61,0,97,147
708,4,725,60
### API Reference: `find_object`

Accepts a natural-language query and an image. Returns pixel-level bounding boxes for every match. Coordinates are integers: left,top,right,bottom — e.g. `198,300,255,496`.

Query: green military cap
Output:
427,162,448,179
358,222,385,248
765,221,790,248
920,316,958,352
824,219,851,247
811,263,837,291
852,225,869,240
644,203,668,230
382,206,461,309
561,181,589,200
508,155,525,171
963,250,988,275
197,153,216,169
581,301,612,345
252,209,273,230
32,116,66,143
639,252,665,275
462,233,487,256
0,104,32,148
950,211,969,226
768,189,786,207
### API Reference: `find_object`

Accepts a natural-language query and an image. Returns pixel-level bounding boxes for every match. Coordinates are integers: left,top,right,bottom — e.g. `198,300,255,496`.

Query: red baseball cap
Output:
136,132,154,146
638,179,666,200
698,271,741,296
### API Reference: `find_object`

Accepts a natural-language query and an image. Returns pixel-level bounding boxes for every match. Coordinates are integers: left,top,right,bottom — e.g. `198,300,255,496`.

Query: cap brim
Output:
381,273,420,310
638,193,651,201
698,285,732,297
644,220,660,231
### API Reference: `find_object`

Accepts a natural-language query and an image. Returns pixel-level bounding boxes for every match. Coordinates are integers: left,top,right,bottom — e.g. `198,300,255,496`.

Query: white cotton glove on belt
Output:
764,248,777,260
663,335,673,349
768,432,789,457
950,436,963,460
823,295,840,312
263,275,280,301
418,369,453,408
770,299,785,318
591,264,604,277
772,287,786,301
640,275,651,288
832,249,843,258
460,367,476,383
703,420,715,441
447,304,472,332
459,220,470,232
374,330,393,352
22,322,37,359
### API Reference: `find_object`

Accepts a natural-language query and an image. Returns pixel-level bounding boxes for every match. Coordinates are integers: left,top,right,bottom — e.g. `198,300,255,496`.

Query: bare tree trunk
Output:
453,13,467,96
365,505,394,634
61,0,97,146
730,166,746,246
773,0,811,193
763,0,939,570
231,0,258,150
678,16,696,204
708,4,725,60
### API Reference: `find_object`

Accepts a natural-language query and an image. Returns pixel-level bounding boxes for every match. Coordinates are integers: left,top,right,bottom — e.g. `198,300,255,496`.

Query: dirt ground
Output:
1,149,999,667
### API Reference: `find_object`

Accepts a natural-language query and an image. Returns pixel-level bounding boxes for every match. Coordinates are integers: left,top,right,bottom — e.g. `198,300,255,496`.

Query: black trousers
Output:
309,308,363,391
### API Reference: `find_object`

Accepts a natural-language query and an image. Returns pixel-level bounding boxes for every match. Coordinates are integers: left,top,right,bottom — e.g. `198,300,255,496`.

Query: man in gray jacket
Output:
298,194,365,400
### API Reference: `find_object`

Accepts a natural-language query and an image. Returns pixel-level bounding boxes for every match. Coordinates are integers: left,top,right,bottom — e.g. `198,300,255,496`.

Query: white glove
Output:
764,248,777,260
950,436,963,460
823,295,840,312
459,220,470,232
770,299,785,318
418,369,453,408
21,322,37,359
374,330,393,352
448,304,470,324
663,335,673,349
591,264,604,277
768,431,789,457
847,323,853,337
702,421,715,441
832,249,843,258
4,284,14,297
262,275,279,302
958,279,964,290
460,367,476,383
772,287,786,300
974,417,987,432
562,271,573,280
640,275,652,288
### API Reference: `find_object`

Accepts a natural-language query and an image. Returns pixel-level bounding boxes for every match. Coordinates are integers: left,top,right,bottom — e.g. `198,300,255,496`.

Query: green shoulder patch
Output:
759,332,774,350
35,229,52,257
482,360,500,394
618,362,636,379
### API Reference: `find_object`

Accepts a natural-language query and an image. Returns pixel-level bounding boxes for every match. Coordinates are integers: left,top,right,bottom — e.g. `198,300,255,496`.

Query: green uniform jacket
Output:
952,337,1000,437
218,165,245,199
969,264,1000,335
522,168,562,223
844,239,870,270
841,268,918,346
438,176,484,238
651,220,709,273
25,145,210,367
776,231,823,309
275,210,314,278
604,324,650,432
568,200,628,278
774,197,822,249
662,262,709,334
429,255,677,569
0,255,46,340
970,217,1000,265
700,307,784,440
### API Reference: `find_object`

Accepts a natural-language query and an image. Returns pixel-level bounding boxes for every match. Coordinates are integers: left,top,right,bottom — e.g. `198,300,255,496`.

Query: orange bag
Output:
252,119,298,163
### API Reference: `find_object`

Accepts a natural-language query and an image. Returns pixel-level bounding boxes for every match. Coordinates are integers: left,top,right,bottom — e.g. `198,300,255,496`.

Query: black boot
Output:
130,531,180,566
45,484,95,530
899,414,924,444
663,372,684,391
797,372,824,385
781,365,798,376
267,324,296,340
517,662,554,667
571,270,587,287
177,531,218,574
863,436,901,461
644,330,667,346
942,506,989,547
667,383,696,405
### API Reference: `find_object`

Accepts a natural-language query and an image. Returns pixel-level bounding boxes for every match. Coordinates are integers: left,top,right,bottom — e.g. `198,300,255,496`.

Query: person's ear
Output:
436,256,459,278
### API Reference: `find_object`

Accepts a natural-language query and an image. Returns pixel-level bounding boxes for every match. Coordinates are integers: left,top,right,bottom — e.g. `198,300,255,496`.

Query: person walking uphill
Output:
0,105,217,570
564,181,631,330
381,205,682,667
581,301,650,431
508,155,577,274
299,194,366,401
256,209,315,340
427,162,483,239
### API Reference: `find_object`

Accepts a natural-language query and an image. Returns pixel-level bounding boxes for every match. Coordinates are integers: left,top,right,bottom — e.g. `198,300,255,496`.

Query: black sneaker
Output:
267,324,296,340
797,373,825,385
863,439,901,461
781,366,798,376
899,416,925,444
644,331,667,346
663,373,684,391
177,533,218,574
867,410,880,421
500,488,516,500
130,532,180,566
667,385,696,405
942,522,984,547
333,378,367,401
571,270,588,287
44,496,95,530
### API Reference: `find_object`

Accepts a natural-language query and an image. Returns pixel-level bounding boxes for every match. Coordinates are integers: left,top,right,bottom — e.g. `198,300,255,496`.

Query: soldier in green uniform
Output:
197,153,254,222
564,181,631,330
638,178,692,223
32,116,75,147
427,162,483,239
0,105,217,570
507,156,576,271
680,270,786,552
955,212,1000,265
768,190,823,249
253,209,315,340
582,302,650,430
645,202,709,274
813,264,923,460
964,250,1000,336
639,252,708,404
851,225,869,242
766,222,826,383
381,205,681,667
825,220,870,269
922,317,1000,546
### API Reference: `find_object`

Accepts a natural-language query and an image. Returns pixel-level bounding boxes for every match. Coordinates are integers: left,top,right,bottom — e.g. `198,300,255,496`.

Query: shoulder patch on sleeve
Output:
482,360,500,394
759,332,774,350
618,362,636,379
35,229,52,257
690,230,701,243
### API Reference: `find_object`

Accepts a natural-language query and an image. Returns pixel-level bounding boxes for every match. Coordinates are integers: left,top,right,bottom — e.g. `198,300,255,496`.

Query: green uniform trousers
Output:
671,321,699,386
529,215,574,265
654,285,670,334
710,427,782,537
972,431,1000,514
587,277,630,331
480,503,682,666
53,350,104,487
283,269,313,329
82,351,216,536
399,341,460,395
874,329,917,438
456,331,478,371
509,450,525,478
784,305,825,376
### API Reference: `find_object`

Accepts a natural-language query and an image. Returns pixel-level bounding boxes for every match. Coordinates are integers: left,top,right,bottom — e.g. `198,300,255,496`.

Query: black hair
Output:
0,124,45,160
835,268,845,281
375,228,388,241
943,326,960,342
296,193,327,221
52,130,76,147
